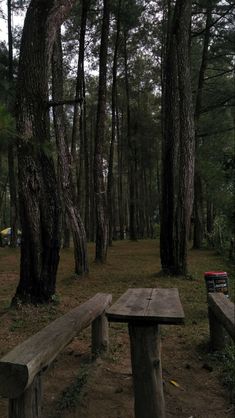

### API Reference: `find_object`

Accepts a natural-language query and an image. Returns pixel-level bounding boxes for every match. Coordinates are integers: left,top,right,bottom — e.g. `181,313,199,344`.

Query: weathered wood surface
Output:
92,313,109,357
0,293,112,398
208,293,235,341
9,374,42,418
106,288,185,324
208,307,226,351
129,323,165,418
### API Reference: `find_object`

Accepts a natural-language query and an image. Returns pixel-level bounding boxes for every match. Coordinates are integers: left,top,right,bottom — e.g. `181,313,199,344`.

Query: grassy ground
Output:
0,240,234,417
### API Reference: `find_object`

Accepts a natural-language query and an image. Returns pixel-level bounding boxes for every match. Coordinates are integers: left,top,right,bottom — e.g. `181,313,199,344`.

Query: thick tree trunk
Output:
52,30,88,276
173,0,195,275
160,0,195,275
94,0,109,262
12,0,78,304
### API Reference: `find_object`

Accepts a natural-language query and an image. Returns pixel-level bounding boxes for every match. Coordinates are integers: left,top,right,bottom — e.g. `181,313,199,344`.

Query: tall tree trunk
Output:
193,1,212,249
89,106,96,241
160,1,180,272
83,77,91,239
160,0,195,275
124,32,137,241
12,0,78,305
7,0,18,248
71,0,90,211
107,0,121,245
117,104,125,240
173,0,195,275
94,0,110,262
52,30,88,275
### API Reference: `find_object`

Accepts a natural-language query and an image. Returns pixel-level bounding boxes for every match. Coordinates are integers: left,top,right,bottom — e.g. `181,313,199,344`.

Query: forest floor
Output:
0,240,234,418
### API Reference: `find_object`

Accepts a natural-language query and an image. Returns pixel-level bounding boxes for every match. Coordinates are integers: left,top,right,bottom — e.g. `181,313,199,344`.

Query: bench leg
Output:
92,313,109,357
128,323,165,418
9,374,42,418
208,307,226,351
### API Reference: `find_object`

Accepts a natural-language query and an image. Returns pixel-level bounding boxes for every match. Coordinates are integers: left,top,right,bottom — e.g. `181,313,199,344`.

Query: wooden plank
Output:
208,293,235,341
128,323,165,418
107,288,152,320
0,293,112,398
147,288,185,324
106,288,184,324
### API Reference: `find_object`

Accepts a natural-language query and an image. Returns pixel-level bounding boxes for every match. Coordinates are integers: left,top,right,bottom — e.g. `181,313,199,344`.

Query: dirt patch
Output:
38,325,234,418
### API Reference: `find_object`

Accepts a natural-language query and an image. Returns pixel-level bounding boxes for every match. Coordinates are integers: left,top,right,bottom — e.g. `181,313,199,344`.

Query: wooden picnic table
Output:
106,288,185,418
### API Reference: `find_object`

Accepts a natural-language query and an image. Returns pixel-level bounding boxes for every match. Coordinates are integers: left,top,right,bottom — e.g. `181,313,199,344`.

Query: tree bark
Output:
94,0,110,262
52,30,89,276
193,1,212,249
117,104,125,240
107,0,121,245
7,0,18,248
71,0,89,160
160,0,195,275
62,212,70,248
160,1,180,272
124,32,137,241
13,0,78,304
173,0,195,275
83,77,91,239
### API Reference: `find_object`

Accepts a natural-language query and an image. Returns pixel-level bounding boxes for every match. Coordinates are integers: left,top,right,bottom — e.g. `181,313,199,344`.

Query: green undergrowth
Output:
222,344,235,402
56,364,89,412
207,343,235,403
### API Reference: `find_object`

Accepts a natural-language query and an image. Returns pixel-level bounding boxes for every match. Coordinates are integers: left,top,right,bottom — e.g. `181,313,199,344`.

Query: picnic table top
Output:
106,288,185,325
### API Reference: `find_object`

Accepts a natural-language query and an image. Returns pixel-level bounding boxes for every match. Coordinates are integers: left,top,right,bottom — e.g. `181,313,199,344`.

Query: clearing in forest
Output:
0,240,234,418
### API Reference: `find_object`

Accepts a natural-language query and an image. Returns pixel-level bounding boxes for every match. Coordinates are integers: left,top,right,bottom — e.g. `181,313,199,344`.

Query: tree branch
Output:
200,96,235,114
191,4,235,37
197,126,234,138
204,69,233,81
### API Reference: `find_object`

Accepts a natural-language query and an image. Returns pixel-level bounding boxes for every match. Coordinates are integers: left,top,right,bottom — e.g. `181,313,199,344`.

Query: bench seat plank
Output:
0,293,112,398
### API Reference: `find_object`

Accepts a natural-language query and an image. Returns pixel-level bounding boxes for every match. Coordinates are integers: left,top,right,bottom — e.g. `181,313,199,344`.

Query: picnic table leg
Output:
128,323,165,418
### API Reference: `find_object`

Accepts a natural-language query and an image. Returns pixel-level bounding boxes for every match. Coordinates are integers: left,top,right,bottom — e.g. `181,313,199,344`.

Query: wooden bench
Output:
208,293,235,350
106,288,185,418
0,293,112,418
